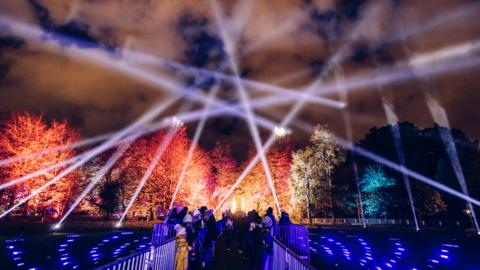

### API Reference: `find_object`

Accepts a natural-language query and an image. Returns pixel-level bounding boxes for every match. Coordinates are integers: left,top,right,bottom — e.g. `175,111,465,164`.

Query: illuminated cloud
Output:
0,0,479,157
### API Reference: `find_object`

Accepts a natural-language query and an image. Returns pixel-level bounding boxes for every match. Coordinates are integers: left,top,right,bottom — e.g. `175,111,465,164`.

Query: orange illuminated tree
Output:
233,139,293,214
115,126,212,219
0,113,83,217
209,142,238,207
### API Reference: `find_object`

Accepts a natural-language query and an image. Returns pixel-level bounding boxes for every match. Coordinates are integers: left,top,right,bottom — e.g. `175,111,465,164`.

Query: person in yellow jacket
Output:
174,224,188,270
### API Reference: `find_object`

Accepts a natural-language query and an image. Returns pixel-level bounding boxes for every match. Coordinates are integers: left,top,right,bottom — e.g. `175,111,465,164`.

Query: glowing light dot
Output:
171,116,184,127
273,126,290,137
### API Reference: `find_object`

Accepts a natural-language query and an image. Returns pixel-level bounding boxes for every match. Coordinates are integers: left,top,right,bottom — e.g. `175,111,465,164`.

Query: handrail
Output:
272,237,317,270
96,224,316,270
272,225,310,262
94,237,176,270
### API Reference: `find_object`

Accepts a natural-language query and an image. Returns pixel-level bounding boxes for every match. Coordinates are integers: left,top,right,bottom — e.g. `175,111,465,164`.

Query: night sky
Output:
0,0,479,159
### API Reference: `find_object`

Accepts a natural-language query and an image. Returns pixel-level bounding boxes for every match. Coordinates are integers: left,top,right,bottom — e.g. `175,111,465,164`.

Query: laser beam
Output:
210,0,281,213
116,127,178,226
214,3,382,212
334,66,367,228
168,86,219,210
56,142,132,226
0,97,179,219
0,17,279,131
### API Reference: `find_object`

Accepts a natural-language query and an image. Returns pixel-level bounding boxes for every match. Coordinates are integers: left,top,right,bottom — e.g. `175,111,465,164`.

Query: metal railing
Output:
149,238,177,270
301,217,473,228
270,237,316,270
97,223,316,270
95,237,176,270
272,225,310,262
95,247,152,270
151,224,176,246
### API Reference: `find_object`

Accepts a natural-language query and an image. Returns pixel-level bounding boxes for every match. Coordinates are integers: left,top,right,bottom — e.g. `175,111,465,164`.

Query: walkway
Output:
210,234,249,270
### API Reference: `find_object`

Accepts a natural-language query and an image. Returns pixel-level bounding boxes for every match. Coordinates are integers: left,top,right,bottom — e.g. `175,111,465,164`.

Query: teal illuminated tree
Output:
359,164,396,218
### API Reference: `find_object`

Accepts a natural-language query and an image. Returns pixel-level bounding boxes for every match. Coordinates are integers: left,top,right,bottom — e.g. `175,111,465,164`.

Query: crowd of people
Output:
164,206,292,270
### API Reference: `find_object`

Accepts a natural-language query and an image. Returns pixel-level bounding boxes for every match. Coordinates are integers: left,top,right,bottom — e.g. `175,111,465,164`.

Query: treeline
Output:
0,113,292,220
331,122,480,225
1,112,479,225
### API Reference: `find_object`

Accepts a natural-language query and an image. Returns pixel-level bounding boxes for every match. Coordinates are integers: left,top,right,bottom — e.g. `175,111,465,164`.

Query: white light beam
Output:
168,86,219,210
214,3,381,212
210,0,281,213
0,97,179,219
56,142,131,226
117,127,177,226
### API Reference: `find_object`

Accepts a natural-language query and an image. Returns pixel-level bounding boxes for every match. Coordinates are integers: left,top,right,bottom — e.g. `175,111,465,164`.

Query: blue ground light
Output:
0,230,151,270
1,228,479,269
309,228,480,270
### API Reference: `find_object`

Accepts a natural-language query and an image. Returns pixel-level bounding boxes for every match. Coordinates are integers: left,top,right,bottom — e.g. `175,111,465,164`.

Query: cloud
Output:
0,0,479,157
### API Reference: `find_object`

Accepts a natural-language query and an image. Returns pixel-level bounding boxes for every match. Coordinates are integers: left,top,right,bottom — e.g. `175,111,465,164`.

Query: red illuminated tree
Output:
0,113,83,217
233,140,293,214
209,142,238,207
115,126,212,219
267,139,293,213
76,156,107,216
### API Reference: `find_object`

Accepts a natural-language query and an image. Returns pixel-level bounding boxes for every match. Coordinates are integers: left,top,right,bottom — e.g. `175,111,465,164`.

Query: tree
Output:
115,127,211,219
0,113,83,218
234,145,271,213
290,125,346,223
76,157,104,216
331,161,359,218
359,164,396,217
266,139,293,213
97,180,121,218
229,139,293,214
355,122,461,219
209,142,238,207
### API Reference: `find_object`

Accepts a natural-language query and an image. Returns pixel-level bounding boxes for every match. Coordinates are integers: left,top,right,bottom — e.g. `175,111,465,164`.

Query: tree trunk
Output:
301,165,313,225
306,176,312,225
329,176,334,220
149,207,154,221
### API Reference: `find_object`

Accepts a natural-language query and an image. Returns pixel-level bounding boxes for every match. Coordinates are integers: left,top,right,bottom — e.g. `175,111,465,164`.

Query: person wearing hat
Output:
174,224,188,270
193,210,204,230
261,216,274,269
192,210,207,270
184,212,204,270
183,213,193,225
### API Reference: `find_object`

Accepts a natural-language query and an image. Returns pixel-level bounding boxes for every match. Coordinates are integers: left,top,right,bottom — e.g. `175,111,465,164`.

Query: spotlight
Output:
53,224,61,230
273,126,291,137
115,223,122,228
171,116,184,128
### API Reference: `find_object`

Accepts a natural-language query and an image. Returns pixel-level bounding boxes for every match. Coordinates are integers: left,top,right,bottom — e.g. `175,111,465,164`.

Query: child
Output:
174,224,188,270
